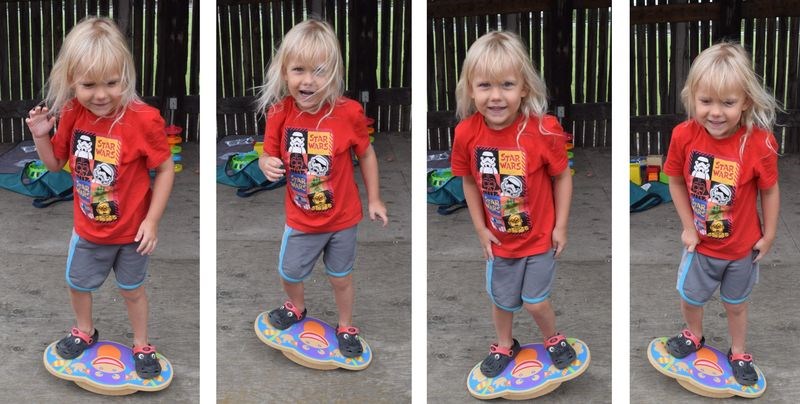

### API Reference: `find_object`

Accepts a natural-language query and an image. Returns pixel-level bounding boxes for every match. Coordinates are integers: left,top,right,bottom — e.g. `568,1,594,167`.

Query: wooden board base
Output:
467,338,590,400
43,340,173,395
255,311,372,371
647,337,766,398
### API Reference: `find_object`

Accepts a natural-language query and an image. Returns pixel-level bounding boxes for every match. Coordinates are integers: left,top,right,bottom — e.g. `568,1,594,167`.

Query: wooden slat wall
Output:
631,0,800,155
427,0,612,151
216,0,411,138
0,0,199,143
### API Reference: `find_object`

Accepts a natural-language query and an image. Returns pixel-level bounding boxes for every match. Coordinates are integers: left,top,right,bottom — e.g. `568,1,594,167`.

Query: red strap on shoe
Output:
680,329,702,346
729,352,753,362
544,332,566,348
70,327,95,344
489,342,514,356
336,325,360,335
133,344,156,355
282,301,304,318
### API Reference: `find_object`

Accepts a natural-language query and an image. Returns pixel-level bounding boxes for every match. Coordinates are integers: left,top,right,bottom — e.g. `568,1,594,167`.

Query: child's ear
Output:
742,97,752,112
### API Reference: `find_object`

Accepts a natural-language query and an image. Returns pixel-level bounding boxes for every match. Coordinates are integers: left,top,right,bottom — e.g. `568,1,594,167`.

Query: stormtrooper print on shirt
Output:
475,146,531,235
71,129,120,223
688,150,739,239
285,127,334,213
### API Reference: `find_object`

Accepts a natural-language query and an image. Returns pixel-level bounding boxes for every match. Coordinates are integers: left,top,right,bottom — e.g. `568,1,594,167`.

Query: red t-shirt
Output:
451,113,569,258
663,120,779,260
264,97,371,233
52,100,171,244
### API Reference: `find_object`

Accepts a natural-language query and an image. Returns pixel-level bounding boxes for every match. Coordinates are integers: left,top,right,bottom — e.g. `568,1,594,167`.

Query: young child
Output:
256,19,387,358
663,42,780,386
450,31,575,377
26,17,174,378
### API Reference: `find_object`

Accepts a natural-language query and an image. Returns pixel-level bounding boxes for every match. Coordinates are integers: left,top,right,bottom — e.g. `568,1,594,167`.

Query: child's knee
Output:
328,274,353,290
523,300,552,316
118,286,146,302
723,301,748,315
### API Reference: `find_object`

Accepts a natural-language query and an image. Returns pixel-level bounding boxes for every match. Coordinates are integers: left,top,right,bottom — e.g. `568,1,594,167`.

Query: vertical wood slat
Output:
573,7,586,146
786,17,799,153
0,2,9,142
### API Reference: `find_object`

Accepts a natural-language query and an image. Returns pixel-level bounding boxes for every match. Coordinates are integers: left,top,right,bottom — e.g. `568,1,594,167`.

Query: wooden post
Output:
671,0,689,116
158,0,189,125
349,0,378,119
715,0,742,42
548,0,572,120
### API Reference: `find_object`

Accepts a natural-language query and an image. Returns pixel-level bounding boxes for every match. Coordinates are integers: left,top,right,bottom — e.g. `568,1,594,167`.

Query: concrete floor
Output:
0,142,200,402
427,147,612,403
630,155,800,402
216,132,412,402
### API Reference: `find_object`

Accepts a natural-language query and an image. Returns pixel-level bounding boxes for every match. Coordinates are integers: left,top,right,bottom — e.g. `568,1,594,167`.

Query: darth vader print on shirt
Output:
475,147,531,235
71,129,120,223
688,150,738,239
285,127,334,213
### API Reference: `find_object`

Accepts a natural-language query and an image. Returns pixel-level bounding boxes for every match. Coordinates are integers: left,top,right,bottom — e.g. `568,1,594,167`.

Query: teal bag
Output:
0,141,73,208
630,181,672,212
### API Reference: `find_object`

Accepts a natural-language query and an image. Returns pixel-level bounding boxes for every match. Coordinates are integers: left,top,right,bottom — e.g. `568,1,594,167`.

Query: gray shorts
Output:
486,252,556,312
676,249,759,306
66,231,150,291
278,225,358,283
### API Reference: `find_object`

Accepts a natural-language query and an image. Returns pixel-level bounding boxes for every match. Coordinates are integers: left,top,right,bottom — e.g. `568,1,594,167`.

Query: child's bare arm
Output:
357,144,388,226
26,106,67,171
754,183,780,262
551,169,573,258
135,158,175,255
462,175,500,260
669,175,699,251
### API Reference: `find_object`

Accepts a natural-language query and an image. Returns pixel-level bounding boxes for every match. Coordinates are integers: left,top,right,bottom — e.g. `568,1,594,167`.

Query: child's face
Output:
73,72,123,118
284,58,329,113
693,86,751,139
469,71,528,130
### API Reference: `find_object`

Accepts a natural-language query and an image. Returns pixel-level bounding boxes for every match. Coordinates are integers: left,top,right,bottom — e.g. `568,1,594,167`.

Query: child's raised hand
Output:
681,228,700,252
368,199,388,226
258,155,285,182
135,218,159,255
478,227,501,261
552,226,568,258
752,236,774,263
26,105,56,139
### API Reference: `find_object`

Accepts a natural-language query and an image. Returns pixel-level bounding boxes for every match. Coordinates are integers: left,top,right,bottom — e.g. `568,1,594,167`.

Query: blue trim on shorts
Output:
720,294,749,305
278,226,303,283
117,279,145,290
65,232,96,292
522,292,550,304
676,251,704,307
326,266,353,277
485,260,522,312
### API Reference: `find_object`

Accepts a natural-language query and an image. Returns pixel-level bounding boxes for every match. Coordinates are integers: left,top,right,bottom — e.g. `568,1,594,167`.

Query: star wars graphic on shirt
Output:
688,150,739,239
475,147,530,234
285,127,334,213
71,129,120,223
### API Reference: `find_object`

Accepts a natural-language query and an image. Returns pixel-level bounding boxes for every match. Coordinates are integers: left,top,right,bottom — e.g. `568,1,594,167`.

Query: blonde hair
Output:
455,30,549,130
255,19,344,118
45,16,139,118
681,42,779,154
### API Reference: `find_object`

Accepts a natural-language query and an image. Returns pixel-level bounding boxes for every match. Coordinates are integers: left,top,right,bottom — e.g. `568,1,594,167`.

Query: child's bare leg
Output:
119,286,149,347
70,289,94,334
724,301,748,354
329,274,354,327
492,306,514,348
680,300,704,337
282,280,305,312
524,300,557,339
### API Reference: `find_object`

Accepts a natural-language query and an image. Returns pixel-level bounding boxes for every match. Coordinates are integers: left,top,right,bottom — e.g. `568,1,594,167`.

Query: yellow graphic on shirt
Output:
498,150,524,176
94,137,120,165
308,131,333,156
710,159,738,186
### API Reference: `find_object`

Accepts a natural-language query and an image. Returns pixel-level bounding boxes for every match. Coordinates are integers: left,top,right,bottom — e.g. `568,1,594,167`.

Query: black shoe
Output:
544,333,577,369
727,349,758,386
267,301,306,330
335,325,364,358
480,339,521,378
665,329,704,359
55,327,98,359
